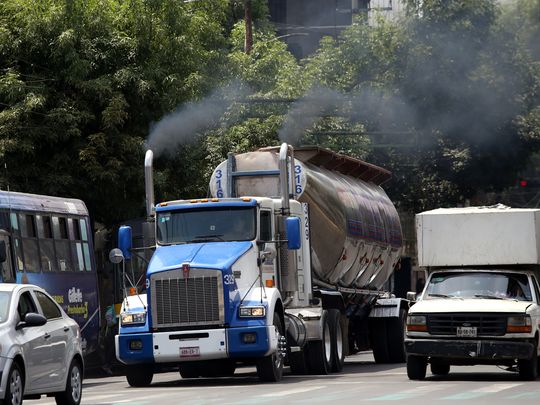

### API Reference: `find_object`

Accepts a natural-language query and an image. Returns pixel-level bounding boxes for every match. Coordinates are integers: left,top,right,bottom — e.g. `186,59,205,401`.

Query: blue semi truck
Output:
114,143,409,385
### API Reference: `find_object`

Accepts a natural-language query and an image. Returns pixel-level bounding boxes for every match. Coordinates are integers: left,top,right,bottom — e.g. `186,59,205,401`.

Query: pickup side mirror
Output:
118,225,133,260
17,312,47,330
286,217,301,250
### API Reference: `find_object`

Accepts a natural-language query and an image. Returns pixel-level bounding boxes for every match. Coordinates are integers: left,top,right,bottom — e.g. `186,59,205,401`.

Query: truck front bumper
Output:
116,325,275,365
405,338,534,360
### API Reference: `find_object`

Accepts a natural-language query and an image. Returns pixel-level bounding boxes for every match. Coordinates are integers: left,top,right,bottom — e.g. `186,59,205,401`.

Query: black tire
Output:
3,362,24,405
518,354,538,381
179,363,200,379
329,309,345,372
369,318,389,363
55,358,83,405
386,309,407,363
307,310,332,375
407,355,427,380
125,365,154,387
430,363,450,376
288,350,309,375
256,312,285,382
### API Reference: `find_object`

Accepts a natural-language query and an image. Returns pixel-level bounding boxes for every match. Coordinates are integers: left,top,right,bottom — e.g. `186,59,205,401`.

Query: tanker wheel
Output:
125,365,153,387
329,309,345,372
369,318,389,363
307,310,332,375
386,308,407,363
256,312,285,382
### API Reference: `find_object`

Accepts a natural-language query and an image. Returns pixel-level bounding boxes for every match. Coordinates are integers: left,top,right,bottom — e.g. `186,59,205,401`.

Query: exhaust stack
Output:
144,149,155,218
279,143,294,216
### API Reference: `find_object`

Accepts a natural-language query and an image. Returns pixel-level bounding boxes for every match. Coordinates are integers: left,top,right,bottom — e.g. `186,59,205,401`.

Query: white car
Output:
0,284,83,405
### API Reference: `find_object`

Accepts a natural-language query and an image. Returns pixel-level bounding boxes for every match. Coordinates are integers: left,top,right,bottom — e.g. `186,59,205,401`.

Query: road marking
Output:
260,386,325,397
442,383,523,400
506,392,540,399
472,383,522,393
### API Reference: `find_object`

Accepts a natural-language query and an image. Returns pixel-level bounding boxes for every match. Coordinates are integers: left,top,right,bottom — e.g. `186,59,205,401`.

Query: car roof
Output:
0,283,45,294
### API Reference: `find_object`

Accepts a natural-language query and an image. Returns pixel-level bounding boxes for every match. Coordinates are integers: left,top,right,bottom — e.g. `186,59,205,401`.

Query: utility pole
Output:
244,0,253,54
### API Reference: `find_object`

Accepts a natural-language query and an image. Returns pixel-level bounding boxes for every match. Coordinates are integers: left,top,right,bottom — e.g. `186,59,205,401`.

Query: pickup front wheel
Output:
406,355,427,380
518,352,538,381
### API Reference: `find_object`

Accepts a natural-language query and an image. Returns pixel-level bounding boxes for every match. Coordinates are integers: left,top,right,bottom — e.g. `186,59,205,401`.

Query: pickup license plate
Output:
456,326,477,337
180,347,200,358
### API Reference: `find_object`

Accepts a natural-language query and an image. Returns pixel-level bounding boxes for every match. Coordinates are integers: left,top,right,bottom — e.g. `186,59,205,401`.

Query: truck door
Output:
259,210,277,287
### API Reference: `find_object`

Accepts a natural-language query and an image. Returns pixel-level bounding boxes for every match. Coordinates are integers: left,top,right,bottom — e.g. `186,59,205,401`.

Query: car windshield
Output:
157,206,256,244
0,291,11,323
425,271,533,301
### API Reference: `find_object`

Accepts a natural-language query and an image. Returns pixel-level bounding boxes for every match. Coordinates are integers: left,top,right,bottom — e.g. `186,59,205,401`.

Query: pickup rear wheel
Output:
256,312,285,382
406,355,427,380
126,365,154,387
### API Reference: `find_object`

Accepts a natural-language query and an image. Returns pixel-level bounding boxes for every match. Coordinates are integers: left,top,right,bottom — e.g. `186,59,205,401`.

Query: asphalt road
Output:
33,352,540,405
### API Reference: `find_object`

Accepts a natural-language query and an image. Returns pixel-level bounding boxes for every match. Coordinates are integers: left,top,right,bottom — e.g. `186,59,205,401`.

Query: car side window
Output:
17,291,37,321
35,291,62,320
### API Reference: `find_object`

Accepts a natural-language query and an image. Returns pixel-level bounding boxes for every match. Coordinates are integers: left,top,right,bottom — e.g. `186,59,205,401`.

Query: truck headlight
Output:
239,306,266,318
406,314,428,332
507,315,532,333
121,312,147,326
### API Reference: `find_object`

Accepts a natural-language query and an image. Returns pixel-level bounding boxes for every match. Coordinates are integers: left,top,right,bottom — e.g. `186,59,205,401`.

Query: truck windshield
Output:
425,272,533,301
156,206,256,244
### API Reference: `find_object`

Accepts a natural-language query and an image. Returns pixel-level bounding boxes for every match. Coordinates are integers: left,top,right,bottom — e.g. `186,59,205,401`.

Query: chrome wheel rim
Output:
9,368,23,405
335,319,343,361
324,322,332,363
70,364,82,403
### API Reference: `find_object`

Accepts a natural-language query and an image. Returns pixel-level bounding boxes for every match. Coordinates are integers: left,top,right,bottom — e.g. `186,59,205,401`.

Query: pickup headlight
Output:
120,312,146,326
406,314,428,332
507,315,532,333
238,306,266,318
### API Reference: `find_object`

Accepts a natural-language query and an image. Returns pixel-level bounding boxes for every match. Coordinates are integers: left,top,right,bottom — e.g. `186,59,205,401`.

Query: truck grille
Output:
151,268,224,329
427,313,507,336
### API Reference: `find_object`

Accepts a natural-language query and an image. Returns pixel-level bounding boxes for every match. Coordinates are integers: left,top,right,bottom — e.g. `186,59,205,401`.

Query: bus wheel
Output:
256,312,285,382
126,365,153,387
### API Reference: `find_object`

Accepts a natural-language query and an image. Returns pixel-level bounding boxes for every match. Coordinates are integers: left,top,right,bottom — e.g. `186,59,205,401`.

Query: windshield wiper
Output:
473,294,503,300
190,234,225,242
427,293,454,298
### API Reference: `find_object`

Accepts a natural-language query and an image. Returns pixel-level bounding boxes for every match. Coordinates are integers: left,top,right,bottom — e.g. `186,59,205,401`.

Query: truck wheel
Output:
179,363,200,379
386,308,407,363
126,365,154,387
256,312,285,382
430,363,450,376
307,310,332,375
369,318,389,363
329,309,345,372
406,355,427,380
518,354,538,380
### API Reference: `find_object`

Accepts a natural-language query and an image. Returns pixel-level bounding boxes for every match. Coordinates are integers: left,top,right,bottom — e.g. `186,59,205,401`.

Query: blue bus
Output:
0,190,100,357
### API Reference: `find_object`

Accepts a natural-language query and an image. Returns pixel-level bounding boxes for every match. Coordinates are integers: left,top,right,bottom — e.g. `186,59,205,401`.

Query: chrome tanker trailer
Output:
114,143,409,386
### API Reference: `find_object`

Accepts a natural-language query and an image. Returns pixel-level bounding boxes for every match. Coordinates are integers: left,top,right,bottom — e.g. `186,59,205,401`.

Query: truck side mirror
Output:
0,240,6,263
286,217,301,250
406,291,417,301
118,226,133,260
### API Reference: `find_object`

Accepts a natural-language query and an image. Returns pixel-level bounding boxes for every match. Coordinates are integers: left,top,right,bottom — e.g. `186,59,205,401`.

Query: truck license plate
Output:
456,327,477,337
180,347,200,358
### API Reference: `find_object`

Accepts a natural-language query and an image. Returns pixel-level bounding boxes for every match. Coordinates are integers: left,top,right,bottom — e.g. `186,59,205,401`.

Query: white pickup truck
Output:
405,206,540,380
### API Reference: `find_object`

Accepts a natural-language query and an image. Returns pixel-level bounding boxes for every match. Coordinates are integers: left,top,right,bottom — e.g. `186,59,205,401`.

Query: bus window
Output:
20,214,39,273
10,213,19,233
52,216,72,271
0,234,15,282
37,215,56,272
13,238,23,271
